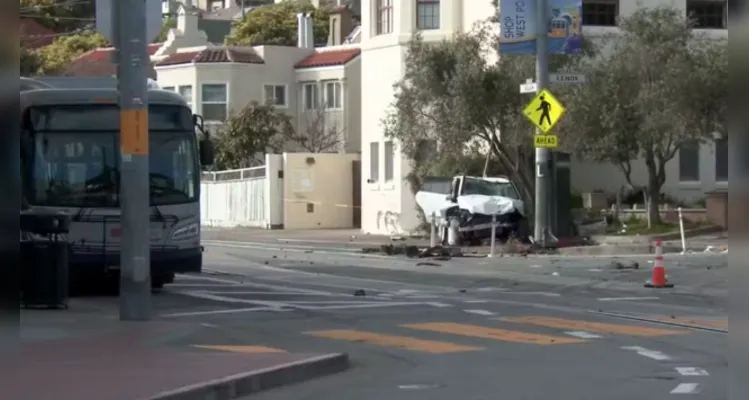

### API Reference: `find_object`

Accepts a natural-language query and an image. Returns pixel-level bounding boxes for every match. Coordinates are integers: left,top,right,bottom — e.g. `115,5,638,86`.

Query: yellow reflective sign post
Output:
534,134,558,148
523,89,566,133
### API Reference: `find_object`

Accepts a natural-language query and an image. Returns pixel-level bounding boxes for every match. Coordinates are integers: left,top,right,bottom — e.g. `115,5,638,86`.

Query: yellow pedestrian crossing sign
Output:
523,89,565,133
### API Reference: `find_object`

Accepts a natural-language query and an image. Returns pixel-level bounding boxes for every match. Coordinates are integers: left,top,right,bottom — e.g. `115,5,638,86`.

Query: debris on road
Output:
609,260,640,270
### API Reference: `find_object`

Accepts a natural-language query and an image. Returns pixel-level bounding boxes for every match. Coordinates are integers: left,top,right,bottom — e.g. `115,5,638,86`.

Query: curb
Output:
150,353,350,400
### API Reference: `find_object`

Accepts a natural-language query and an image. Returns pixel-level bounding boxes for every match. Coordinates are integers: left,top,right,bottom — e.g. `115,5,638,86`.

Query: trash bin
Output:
20,210,71,309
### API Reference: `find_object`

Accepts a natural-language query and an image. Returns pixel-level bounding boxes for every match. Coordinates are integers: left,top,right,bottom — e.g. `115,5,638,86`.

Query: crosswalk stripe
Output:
500,316,690,337
402,322,586,345
304,329,483,353
191,345,287,354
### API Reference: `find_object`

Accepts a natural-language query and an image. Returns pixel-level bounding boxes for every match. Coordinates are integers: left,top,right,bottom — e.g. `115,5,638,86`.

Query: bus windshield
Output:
25,105,199,207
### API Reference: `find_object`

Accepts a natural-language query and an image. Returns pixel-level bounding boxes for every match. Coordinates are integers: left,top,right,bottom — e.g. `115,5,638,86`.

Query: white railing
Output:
201,166,266,182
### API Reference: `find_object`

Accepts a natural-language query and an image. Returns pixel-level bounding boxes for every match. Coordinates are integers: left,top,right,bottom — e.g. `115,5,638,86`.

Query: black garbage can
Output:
20,210,71,309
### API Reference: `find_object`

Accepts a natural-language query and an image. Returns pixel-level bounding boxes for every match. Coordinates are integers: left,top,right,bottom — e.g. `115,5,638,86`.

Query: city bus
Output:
20,83,214,291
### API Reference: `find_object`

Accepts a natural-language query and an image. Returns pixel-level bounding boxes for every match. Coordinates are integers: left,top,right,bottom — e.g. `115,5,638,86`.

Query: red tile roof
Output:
20,19,56,49
294,48,361,69
156,47,264,66
63,43,163,77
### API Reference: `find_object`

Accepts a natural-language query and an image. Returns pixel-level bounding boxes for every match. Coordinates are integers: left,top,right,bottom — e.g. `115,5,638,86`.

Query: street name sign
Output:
550,73,586,84
519,79,537,94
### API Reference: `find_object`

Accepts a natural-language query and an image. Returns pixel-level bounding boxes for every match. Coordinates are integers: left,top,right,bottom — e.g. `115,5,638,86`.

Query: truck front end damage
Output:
415,175,530,244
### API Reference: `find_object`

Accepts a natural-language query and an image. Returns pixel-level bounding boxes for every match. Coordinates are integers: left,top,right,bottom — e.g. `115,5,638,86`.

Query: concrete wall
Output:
571,141,728,204
200,153,360,229
282,152,361,229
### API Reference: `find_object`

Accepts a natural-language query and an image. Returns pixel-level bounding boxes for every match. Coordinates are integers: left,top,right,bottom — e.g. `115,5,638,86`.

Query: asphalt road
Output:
120,244,727,400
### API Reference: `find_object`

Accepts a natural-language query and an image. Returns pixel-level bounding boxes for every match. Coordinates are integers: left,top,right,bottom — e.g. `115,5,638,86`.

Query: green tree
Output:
561,6,727,225
20,44,42,76
213,102,294,170
35,32,108,75
225,1,330,46
21,0,95,31
382,23,584,210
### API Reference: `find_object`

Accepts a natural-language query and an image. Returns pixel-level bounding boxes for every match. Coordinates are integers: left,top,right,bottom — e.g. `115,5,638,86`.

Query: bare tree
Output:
290,105,345,153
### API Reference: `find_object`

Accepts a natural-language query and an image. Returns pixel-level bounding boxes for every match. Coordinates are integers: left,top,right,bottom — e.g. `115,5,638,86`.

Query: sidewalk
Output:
201,227,728,256
10,309,348,400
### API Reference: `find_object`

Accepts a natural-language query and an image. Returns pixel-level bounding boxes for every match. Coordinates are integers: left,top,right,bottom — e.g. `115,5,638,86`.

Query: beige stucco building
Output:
154,5,363,154
358,0,728,235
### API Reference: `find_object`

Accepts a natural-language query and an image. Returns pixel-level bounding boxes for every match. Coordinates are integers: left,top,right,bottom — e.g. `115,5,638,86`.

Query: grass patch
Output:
610,215,699,236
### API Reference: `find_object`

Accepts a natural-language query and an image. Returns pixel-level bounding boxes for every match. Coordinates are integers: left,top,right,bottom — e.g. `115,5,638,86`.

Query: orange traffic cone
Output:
645,240,674,288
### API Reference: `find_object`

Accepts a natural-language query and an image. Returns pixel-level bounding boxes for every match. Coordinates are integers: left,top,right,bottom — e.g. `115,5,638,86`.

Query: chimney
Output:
177,4,199,34
305,13,314,48
296,12,307,48
328,5,354,46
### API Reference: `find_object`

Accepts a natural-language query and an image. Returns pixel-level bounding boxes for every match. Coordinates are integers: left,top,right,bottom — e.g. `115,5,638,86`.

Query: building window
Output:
416,0,440,30
369,142,379,183
209,0,223,11
678,141,700,182
324,81,342,109
263,84,287,107
384,141,394,182
715,137,727,182
177,85,192,109
375,0,393,35
303,83,319,110
687,1,726,29
200,84,227,122
582,0,618,27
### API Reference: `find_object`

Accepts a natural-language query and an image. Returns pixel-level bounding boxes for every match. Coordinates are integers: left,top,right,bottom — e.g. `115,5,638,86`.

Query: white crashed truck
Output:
415,175,530,245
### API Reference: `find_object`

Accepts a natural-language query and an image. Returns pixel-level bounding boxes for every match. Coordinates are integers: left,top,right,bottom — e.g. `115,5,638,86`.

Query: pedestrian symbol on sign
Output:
537,96,552,127
523,89,566,133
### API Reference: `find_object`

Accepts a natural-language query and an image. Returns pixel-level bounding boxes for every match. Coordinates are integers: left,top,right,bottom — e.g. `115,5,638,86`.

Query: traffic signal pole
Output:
533,0,551,246
114,0,152,320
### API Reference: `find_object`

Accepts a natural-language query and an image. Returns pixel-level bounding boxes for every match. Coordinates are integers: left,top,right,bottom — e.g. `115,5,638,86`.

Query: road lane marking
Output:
670,383,700,394
304,330,483,353
621,346,671,361
507,292,562,297
426,302,453,308
597,297,660,302
192,345,287,354
194,291,335,296
676,367,709,376
176,274,335,296
502,316,690,337
464,300,490,304
464,309,496,316
565,331,602,339
647,316,728,330
162,307,289,317
402,323,586,345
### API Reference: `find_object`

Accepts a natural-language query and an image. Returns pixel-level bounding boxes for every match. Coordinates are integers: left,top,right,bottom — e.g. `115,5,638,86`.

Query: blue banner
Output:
499,0,583,55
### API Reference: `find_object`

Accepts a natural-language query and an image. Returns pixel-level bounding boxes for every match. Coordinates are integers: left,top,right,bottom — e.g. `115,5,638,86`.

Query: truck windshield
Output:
462,177,519,199
25,105,198,207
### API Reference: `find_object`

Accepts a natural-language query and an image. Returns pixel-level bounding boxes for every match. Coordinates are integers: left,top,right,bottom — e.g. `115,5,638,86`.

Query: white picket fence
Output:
200,166,267,228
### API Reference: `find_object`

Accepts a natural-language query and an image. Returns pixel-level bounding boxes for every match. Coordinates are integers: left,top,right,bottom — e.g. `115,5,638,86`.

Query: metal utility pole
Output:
533,0,550,246
114,0,152,320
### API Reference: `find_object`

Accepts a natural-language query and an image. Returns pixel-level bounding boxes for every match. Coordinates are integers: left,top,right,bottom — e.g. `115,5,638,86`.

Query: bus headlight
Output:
171,223,199,240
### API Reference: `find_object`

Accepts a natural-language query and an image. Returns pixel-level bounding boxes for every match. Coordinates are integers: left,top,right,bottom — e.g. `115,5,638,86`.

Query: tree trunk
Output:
644,158,662,225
